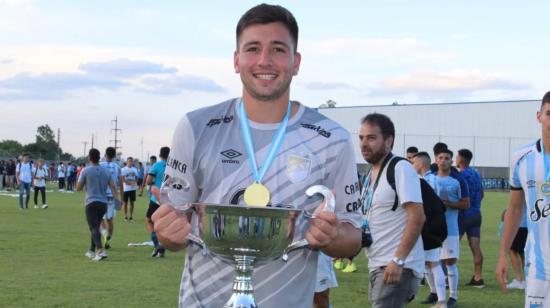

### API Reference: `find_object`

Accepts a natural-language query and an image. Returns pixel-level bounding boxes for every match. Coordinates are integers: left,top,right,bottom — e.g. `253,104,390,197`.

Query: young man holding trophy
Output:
151,4,362,307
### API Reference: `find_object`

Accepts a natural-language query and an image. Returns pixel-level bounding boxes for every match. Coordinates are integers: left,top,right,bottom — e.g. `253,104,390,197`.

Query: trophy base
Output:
224,293,257,308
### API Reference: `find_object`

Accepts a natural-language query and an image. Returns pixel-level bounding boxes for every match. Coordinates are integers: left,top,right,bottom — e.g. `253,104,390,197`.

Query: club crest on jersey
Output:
541,183,550,195
286,155,311,184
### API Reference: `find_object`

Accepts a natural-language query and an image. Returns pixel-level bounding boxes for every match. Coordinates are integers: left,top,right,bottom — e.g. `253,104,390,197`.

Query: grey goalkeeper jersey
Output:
165,98,362,308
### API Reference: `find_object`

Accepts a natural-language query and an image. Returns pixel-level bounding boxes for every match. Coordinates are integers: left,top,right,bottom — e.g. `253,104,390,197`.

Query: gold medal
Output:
244,183,270,207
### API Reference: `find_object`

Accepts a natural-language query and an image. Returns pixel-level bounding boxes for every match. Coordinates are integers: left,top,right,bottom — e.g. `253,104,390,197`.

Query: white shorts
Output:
525,277,550,308
315,252,338,293
440,235,460,260
103,197,116,220
424,248,440,263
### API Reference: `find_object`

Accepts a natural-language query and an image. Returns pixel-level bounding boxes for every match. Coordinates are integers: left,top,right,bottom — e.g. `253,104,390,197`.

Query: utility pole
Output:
82,141,88,157
110,116,122,159
91,133,94,149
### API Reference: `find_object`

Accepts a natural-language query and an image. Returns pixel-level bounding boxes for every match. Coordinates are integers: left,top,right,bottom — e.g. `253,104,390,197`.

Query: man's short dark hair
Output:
127,156,133,161
159,147,170,159
406,146,419,154
89,148,100,163
542,91,550,109
22,153,30,157
437,148,453,158
458,148,473,164
433,142,448,156
105,147,116,159
414,151,431,159
236,4,299,52
361,113,395,148
150,155,157,161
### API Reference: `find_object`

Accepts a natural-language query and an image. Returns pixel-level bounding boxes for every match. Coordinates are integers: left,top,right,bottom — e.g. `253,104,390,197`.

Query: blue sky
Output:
1,0,548,158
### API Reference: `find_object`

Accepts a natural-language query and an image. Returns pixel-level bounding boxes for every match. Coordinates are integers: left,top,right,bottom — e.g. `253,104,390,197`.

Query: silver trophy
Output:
160,177,335,308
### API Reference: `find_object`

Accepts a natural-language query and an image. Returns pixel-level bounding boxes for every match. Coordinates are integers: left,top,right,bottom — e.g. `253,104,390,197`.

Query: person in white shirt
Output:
360,113,425,308
32,159,49,209
121,157,139,221
57,162,66,191
16,153,33,209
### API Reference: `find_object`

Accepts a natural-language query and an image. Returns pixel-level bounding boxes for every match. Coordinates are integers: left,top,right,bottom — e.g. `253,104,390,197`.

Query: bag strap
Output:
386,156,407,211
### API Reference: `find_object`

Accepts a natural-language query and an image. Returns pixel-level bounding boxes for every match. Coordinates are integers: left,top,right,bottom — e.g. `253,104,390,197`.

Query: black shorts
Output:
123,190,136,203
458,212,482,238
137,178,143,187
511,227,528,254
146,200,160,219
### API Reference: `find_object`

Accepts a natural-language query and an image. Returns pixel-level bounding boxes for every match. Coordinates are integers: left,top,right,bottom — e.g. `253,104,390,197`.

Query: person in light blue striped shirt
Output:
497,91,550,308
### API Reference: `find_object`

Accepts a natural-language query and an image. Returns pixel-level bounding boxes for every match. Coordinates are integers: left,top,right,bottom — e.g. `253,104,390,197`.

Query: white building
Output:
318,99,540,178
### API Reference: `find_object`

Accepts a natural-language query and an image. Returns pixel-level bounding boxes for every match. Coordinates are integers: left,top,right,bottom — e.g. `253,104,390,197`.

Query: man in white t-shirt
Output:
121,157,139,221
16,153,33,209
57,162,66,191
497,91,550,308
360,113,425,308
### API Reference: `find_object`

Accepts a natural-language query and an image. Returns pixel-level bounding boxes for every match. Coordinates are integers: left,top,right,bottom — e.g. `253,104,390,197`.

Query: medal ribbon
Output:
239,99,291,184
543,140,550,182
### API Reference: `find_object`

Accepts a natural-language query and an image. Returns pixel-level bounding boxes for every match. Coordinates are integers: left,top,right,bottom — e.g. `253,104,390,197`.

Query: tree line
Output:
0,124,74,161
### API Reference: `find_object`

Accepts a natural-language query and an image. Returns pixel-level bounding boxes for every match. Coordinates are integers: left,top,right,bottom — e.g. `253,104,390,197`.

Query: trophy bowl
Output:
160,179,335,308
194,203,301,264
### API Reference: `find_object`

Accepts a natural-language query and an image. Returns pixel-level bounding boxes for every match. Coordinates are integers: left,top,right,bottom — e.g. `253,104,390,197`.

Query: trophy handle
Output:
282,185,335,262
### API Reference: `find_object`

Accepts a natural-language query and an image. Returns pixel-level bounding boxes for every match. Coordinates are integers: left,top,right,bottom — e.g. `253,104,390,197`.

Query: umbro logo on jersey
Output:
221,149,242,164
527,180,536,188
207,115,233,127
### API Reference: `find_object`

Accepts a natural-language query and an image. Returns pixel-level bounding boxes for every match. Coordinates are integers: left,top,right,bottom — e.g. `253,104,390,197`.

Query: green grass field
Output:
0,187,524,307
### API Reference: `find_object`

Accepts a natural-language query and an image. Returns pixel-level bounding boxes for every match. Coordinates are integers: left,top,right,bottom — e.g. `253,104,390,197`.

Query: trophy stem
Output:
224,255,258,308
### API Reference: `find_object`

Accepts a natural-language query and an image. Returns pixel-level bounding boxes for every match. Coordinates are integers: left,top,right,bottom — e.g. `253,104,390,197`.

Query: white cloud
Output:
371,69,530,98
79,58,178,78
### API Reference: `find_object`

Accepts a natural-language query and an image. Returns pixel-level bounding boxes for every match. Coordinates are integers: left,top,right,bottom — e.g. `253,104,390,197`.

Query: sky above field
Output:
1,0,548,159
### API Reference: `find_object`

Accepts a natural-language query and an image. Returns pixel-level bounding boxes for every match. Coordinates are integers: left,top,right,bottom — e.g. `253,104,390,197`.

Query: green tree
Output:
0,140,24,157
36,125,56,144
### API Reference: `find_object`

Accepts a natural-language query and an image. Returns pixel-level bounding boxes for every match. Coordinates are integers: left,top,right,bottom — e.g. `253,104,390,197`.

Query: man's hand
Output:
383,261,403,284
305,210,339,249
496,253,509,293
151,205,192,251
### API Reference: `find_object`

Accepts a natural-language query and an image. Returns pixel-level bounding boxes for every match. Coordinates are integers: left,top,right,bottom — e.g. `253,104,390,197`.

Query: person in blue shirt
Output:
137,161,145,196
456,148,486,288
145,146,170,258
434,149,469,308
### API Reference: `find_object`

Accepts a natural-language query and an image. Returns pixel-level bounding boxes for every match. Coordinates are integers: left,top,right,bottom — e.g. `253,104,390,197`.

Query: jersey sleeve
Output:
323,137,362,229
509,150,524,190
164,115,199,204
394,160,422,206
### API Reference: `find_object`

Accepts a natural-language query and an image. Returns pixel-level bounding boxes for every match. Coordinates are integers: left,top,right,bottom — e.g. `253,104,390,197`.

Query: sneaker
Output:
92,251,107,261
124,217,129,221
334,259,344,270
34,205,38,209
342,262,357,273
129,217,133,222
157,246,166,258
430,301,447,308
465,275,485,288
84,250,95,259
151,247,160,257
507,279,525,289
42,204,48,209
446,297,457,308
421,293,438,305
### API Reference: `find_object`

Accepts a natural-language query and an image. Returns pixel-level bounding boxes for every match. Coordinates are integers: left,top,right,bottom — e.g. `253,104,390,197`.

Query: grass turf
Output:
0,187,524,307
